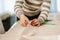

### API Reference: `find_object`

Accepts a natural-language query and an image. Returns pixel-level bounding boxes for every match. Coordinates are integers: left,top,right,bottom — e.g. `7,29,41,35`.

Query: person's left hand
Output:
30,19,40,27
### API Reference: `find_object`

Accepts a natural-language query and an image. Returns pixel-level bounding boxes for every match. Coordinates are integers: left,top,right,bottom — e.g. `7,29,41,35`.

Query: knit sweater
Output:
14,0,51,24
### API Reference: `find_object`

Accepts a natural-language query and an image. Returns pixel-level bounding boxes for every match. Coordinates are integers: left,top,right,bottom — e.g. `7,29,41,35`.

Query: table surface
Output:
10,20,60,36
0,13,60,40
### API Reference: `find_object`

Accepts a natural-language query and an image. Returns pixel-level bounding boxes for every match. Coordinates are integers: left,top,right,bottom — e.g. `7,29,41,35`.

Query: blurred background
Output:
0,0,60,32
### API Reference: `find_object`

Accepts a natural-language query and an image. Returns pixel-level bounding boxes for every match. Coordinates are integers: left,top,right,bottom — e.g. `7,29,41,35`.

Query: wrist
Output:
20,14,25,17
20,14,26,18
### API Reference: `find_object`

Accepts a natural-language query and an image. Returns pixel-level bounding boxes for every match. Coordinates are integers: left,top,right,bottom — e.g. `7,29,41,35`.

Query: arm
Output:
14,0,30,27
14,0,23,18
38,0,51,24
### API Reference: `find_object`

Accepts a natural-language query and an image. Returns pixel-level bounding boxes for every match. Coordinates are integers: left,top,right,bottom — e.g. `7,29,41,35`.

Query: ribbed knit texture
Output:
14,0,51,24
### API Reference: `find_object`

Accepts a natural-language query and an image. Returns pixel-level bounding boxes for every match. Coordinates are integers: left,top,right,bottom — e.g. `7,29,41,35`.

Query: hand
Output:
20,14,29,27
30,19,40,27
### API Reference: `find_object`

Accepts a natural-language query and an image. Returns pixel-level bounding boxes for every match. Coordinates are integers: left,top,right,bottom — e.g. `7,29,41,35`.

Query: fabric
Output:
0,18,5,34
25,12,40,20
14,0,51,24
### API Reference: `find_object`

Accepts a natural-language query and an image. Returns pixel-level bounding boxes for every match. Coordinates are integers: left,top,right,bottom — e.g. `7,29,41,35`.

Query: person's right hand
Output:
20,14,29,27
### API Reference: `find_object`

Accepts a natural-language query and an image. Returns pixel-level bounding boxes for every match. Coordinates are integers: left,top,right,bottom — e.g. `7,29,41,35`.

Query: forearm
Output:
14,0,23,18
38,0,51,24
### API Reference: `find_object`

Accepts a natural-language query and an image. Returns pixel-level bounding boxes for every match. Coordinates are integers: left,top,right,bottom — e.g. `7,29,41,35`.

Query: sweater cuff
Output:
38,16,45,24
16,10,24,18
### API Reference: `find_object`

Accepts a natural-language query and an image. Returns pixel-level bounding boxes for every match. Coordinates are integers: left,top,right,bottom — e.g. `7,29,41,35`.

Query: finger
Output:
26,18,30,23
30,19,37,26
27,19,30,23
21,23,27,27
33,20,38,24
29,21,32,25
33,23,40,27
30,20,34,25
30,21,37,26
35,22,39,25
21,23,25,27
34,24,38,26
36,23,40,27
33,22,40,26
32,20,38,25
37,24,40,27
25,20,28,25
32,19,38,23
26,19,30,24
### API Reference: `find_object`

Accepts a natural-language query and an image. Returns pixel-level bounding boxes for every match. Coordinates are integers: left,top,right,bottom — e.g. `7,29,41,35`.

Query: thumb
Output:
29,21,32,25
26,19,30,24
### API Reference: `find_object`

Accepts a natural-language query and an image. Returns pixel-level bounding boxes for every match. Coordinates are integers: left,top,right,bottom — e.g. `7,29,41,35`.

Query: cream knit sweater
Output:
14,0,51,24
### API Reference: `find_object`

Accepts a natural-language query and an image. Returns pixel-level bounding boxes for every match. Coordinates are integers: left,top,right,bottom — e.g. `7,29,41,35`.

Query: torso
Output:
22,0,43,16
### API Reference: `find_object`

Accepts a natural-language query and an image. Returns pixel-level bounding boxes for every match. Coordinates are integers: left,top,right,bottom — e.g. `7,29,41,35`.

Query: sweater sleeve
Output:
14,0,23,18
38,0,51,24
